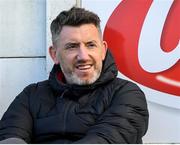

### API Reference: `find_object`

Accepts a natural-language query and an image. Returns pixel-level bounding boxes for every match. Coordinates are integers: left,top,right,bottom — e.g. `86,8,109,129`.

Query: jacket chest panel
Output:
33,99,96,139
33,86,113,141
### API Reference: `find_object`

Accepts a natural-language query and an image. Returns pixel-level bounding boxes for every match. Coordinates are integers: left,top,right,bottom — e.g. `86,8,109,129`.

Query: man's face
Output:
51,24,107,85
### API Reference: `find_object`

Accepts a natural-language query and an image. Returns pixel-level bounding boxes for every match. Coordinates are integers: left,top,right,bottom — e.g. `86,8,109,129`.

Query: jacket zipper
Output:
62,101,73,133
58,89,73,133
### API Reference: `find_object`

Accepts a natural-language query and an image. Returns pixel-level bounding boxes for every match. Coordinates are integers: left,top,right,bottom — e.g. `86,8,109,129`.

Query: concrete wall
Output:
0,0,47,118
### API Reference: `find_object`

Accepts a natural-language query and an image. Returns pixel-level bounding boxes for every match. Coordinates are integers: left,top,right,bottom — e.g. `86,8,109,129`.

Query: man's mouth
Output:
76,64,93,70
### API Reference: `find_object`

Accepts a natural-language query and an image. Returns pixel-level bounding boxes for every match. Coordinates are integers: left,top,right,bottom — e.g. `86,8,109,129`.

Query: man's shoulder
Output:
114,77,142,90
109,78,144,99
21,80,55,112
21,80,52,99
24,80,50,90
102,77,140,97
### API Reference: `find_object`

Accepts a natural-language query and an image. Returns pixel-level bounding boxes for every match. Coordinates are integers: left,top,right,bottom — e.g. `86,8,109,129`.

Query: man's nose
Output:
77,46,89,60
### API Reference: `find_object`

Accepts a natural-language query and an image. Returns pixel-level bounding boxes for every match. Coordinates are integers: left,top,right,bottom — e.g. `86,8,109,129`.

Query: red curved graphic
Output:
103,0,180,96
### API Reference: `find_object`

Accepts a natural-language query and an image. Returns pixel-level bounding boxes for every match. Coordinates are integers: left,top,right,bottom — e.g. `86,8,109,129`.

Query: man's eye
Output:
87,43,96,48
65,44,77,50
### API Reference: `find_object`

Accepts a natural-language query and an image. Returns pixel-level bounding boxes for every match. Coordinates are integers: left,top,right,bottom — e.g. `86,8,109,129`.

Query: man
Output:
0,7,149,143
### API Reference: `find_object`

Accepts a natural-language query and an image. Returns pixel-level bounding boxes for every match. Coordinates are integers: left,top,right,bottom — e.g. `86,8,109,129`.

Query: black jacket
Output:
0,50,149,143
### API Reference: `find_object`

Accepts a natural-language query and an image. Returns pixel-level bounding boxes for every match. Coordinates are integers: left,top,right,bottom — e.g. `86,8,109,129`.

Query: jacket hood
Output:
49,49,118,95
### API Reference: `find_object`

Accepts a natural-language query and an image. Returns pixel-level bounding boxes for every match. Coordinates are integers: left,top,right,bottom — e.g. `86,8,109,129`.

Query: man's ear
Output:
102,41,108,60
49,46,59,64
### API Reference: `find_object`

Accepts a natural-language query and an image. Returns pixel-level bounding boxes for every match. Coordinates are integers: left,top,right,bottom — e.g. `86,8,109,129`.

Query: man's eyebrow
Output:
64,42,80,47
86,40,97,44
64,41,97,47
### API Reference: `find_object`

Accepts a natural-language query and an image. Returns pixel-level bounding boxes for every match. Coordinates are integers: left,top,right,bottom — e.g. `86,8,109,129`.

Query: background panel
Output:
0,58,46,118
0,0,46,57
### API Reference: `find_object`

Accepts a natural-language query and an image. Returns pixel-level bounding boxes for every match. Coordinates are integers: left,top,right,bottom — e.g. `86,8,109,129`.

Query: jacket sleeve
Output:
0,137,27,144
0,85,34,143
74,82,149,144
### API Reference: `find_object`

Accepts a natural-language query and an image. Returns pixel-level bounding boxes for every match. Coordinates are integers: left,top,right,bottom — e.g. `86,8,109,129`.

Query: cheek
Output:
97,52,105,61
60,54,75,66
56,51,62,62
101,50,107,61
93,55,104,67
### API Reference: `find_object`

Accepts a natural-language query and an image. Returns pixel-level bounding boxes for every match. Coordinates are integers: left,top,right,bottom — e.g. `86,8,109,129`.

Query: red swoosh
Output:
104,0,180,96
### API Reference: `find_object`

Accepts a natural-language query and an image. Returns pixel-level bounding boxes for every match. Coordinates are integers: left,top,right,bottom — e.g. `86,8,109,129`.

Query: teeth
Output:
77,65,91,70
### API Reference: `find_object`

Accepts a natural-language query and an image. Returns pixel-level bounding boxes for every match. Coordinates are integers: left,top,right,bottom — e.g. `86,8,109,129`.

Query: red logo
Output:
104,0,180,96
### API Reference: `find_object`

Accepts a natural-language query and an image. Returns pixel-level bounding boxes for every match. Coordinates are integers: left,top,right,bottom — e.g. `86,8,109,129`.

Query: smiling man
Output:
0,7,149,144
50,24,107,85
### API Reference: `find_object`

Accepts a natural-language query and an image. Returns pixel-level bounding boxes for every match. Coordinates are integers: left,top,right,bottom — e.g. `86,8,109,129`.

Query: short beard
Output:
60,64,102,85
